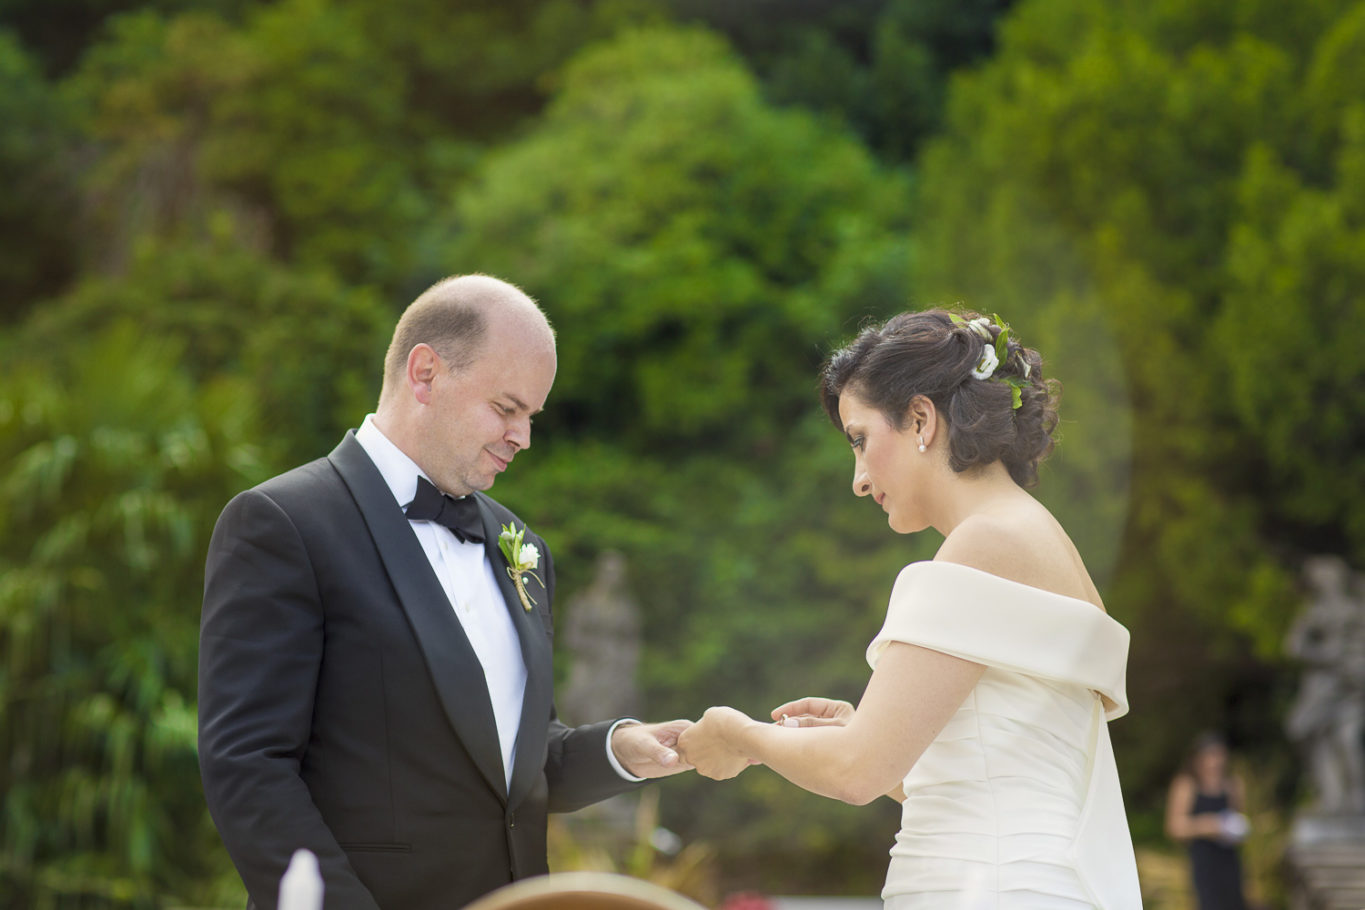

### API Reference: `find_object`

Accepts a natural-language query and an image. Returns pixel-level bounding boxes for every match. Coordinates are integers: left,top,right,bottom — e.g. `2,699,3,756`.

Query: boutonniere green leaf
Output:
498,523,542,611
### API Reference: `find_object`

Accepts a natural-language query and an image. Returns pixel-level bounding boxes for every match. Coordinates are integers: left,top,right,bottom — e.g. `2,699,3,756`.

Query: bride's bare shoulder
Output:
935,511,1104,610
935,513,1044,581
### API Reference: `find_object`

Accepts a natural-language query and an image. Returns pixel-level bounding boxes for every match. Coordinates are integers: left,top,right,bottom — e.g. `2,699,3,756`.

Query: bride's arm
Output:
767,697,904,802
679,642,983,805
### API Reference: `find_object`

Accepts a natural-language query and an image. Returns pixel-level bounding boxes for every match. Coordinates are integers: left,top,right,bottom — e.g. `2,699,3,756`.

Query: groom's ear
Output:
407,344,441,404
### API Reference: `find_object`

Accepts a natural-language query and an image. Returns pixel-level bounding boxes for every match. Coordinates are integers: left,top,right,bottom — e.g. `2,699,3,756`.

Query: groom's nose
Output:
506,415,531,452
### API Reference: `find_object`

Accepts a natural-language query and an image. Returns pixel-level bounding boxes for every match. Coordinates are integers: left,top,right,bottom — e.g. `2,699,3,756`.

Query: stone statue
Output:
1285,555,1365,816
560,550,643,725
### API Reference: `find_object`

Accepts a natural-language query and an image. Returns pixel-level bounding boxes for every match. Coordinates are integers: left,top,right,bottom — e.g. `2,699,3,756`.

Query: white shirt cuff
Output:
605,718,646,782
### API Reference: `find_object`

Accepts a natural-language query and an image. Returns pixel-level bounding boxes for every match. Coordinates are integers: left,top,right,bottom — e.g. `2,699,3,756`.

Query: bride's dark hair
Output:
820,308,1060,488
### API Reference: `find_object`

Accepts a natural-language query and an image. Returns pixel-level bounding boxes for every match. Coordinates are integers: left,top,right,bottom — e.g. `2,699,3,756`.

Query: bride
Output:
676,309,1141,909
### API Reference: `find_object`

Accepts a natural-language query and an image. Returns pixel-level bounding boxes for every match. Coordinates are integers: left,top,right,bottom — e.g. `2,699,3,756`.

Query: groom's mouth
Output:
486,450,510,473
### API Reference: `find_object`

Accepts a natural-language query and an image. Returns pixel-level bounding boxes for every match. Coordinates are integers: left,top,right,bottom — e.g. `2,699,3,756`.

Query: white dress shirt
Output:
353,416,642,789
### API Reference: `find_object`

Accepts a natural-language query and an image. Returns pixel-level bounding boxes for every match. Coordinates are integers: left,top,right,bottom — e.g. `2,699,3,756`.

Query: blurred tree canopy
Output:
1,0,1363,904
667,0,1016,162
0,326,266,904
0,32,78,319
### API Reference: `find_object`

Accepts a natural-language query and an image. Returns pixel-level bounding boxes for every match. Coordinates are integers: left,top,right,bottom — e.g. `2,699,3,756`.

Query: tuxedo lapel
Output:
328,432,508,800
477,499,553,811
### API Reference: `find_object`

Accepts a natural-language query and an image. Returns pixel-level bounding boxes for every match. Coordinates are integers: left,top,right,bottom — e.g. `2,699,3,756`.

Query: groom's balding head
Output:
378,274,554,405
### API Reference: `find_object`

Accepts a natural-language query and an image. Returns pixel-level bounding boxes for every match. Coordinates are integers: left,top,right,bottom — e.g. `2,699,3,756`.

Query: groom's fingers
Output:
645,723,695,773
617,722,695,776
641,736,683,771
649,718,692,748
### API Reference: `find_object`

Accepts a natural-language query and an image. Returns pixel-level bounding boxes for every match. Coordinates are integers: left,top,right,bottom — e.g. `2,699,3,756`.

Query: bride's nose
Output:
853,469,872,497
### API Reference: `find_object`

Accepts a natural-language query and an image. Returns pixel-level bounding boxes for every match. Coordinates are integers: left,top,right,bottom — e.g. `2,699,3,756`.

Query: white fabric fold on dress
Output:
867,561,1142,910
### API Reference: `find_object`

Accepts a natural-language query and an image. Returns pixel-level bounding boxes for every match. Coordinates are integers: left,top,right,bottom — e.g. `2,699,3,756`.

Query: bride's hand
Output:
769,696,855,728
677,707,754,780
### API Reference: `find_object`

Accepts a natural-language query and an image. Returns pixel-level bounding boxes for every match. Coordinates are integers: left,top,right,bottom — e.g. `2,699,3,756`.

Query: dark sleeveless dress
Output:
1188,789,1248,910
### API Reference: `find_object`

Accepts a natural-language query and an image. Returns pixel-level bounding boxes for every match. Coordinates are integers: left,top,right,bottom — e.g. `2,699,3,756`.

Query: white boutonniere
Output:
498,523,542,611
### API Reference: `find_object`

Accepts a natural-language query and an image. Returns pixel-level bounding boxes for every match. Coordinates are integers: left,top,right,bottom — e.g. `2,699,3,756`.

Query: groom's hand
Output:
770,696,854,728
611,719,695,778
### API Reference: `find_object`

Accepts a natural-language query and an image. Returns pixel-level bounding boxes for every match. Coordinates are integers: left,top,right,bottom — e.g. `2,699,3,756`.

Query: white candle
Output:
278,848,324,910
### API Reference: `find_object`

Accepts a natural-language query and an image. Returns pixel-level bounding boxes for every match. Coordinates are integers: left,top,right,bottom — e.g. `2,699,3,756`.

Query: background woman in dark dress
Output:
1165,732,1251,910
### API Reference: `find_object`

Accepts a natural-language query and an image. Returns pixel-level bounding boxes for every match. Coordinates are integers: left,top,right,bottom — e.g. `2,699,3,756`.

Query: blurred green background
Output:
3,0,1363,906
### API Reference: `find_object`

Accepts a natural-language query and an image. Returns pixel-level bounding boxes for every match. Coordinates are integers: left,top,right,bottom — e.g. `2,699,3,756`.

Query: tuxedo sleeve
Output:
198,489,382,910
544,716,643,812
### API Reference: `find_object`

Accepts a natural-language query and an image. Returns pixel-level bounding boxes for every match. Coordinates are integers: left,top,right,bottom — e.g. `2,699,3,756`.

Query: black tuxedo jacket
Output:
198,432,641,909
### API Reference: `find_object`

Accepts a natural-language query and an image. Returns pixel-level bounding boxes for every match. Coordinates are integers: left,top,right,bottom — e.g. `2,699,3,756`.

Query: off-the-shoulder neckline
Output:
904,559,1110,614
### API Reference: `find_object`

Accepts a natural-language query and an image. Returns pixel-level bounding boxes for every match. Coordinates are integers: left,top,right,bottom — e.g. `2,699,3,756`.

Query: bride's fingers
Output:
770,697,816,718
789,714,848,728
770,697,832,720
773,713,847,728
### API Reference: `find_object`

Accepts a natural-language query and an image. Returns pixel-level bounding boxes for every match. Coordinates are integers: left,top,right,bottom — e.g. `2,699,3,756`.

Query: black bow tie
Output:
405,476,485,544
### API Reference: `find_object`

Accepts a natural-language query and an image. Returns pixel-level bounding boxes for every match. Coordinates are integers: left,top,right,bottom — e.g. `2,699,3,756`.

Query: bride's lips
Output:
875,493,886,508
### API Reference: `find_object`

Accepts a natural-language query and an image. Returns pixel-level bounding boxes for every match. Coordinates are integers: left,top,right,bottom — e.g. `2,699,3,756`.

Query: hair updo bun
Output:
819,308,1060,488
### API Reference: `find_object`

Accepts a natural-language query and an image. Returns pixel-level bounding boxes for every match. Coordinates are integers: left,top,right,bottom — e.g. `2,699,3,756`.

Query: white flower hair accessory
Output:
950,311,1028,409
498,522,543,611
970,342,1000,380
965,316,994,341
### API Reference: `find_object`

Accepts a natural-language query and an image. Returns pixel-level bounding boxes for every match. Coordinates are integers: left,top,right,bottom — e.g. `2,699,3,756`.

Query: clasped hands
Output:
676,696,854,780
609,697,852,780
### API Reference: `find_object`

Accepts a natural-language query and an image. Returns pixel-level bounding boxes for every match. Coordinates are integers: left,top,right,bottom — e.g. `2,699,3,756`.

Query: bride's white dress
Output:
868,562,1141,910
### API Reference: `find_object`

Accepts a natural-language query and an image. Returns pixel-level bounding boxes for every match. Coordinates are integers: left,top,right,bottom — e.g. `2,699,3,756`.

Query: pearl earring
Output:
918,436,927,453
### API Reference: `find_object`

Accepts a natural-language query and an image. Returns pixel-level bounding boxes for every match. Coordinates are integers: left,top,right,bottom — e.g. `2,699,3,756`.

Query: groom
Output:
198,275,691,910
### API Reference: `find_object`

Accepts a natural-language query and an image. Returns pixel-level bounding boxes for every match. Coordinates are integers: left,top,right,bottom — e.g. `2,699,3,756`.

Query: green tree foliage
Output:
0,0,254,76
15,235,392,467
865,0,1017,161
58,0,660,292
0,325,262,906
344,0,661,138
201,0,427,281
1217,7,1365,560
63,5,426,286
445,26,917,889
669,0,1016,161
0,31,78,321
448,25,911,450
